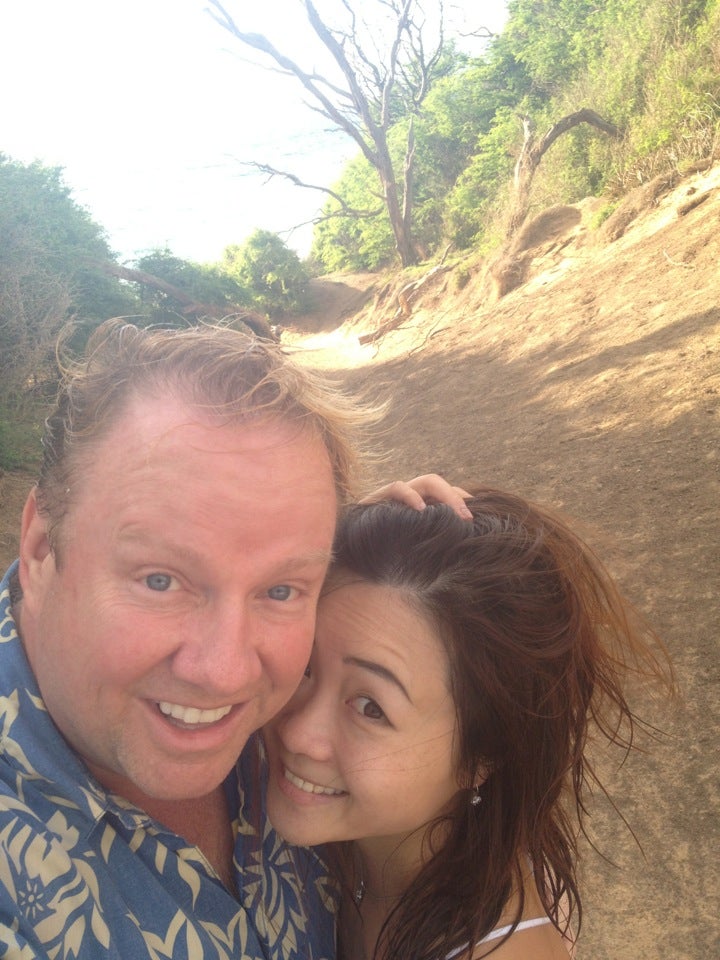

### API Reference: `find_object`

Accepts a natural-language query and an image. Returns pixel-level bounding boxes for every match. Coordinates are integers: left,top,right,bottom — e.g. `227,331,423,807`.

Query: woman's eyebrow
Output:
343,656,412,703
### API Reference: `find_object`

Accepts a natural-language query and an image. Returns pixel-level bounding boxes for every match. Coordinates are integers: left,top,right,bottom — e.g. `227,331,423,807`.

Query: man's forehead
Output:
105,396,321,455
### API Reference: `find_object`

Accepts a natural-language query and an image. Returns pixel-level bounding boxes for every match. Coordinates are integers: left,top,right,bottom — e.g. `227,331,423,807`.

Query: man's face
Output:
18,395,337,804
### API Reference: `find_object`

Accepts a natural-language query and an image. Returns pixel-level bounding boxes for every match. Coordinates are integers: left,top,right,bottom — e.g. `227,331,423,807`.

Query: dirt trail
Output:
1,167,718,959
284,167,720,960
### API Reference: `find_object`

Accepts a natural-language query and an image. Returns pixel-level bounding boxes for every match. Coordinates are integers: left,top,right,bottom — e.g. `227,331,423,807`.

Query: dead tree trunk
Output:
401,117,416,256
508,109,622,237
207,0,442,269
376,137,418,268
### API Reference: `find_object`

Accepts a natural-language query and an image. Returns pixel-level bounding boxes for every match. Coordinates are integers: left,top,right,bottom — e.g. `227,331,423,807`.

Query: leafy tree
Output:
130,249,251,324
502,0,604,98
0,154,136,406
410,59,527,254
442,109,519,250
223,230,310,315
311,148,400,272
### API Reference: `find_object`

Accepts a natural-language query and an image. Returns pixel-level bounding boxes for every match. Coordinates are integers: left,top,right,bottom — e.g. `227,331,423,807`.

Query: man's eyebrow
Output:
116,532,331,571
115,530,203,564
343,657,412,702
281,551,333,571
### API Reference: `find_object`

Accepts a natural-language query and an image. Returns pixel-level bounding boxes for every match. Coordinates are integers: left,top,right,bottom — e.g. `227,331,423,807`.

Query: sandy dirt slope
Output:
1,166,718,959
283,166,719,960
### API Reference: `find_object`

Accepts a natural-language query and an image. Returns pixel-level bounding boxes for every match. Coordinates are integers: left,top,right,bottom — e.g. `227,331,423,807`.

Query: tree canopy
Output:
223,230,310,316
0,155,137,405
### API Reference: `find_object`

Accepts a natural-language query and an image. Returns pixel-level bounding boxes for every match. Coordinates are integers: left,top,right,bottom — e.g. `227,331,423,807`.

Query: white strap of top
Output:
444,917,552,959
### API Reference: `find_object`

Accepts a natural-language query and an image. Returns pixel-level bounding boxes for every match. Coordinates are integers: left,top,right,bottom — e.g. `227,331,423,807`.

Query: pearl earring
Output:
471,785,482,807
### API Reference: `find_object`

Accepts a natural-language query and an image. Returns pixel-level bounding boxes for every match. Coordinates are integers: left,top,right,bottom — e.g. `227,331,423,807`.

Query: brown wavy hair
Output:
327,490,671,960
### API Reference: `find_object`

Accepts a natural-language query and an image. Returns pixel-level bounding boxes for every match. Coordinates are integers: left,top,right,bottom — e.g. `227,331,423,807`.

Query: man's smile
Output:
157,701,234,726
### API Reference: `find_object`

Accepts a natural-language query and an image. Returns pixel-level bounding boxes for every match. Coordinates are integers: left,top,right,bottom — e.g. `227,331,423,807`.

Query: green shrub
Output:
453,263,472,291
223,230,311,317
589,202,619,229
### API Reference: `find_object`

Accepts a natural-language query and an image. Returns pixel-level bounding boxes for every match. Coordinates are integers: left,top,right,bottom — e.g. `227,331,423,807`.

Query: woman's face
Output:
264,580,460,849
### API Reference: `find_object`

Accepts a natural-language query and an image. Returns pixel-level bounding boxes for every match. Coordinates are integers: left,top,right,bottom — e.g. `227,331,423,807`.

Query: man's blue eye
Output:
267,585,293,601
145,573,173,591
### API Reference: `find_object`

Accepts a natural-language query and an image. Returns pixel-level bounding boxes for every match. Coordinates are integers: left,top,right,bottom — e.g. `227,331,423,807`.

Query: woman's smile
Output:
283,766,347,797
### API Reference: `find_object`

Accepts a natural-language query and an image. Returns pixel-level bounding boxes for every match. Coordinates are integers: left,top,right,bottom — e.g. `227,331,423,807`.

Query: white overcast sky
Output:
0,0,508,263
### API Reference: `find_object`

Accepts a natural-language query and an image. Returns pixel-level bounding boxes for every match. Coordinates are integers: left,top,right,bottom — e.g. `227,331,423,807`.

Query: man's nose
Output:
170,601,263,695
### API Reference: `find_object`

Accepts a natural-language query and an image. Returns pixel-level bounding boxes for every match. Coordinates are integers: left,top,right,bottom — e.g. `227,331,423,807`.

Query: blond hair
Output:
38,319,371,546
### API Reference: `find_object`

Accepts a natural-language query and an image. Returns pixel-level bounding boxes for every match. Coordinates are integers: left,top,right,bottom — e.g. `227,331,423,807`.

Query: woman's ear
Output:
458,763,490,793
18,488,55,611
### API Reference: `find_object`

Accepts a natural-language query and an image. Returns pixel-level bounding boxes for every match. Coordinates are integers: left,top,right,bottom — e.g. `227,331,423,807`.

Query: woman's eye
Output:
144,573,175,592
350,696,386,721
267,584,297,601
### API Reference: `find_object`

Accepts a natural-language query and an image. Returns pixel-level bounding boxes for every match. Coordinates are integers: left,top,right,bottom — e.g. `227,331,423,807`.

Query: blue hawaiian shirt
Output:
0,562,337,959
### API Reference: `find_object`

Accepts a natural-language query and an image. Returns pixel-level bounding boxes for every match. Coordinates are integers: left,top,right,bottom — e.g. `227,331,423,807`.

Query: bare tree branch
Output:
379,0,413,128
206,0,453,266
207,1,379,165
303,0,384,144
459,27,495,40
236,160,384,216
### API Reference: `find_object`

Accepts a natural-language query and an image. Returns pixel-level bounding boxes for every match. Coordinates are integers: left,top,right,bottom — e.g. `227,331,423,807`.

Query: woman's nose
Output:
274,681,335,763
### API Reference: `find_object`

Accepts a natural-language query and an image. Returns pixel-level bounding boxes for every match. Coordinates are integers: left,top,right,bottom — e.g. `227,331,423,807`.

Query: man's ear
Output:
18,488,55,610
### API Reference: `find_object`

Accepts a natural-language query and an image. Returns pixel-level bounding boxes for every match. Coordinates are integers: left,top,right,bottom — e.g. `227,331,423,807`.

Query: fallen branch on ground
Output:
359,264,451,344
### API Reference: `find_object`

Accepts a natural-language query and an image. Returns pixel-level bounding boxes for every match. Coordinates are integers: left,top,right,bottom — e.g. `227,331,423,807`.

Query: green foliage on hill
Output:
311,154,396,272
311,0,720,271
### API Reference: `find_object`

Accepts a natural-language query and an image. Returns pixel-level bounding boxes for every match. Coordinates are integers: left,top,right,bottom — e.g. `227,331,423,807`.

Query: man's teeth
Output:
284,768,344,796
158,702,232,725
